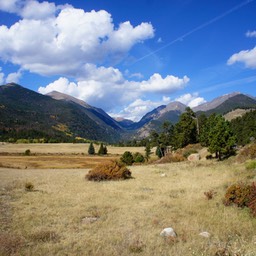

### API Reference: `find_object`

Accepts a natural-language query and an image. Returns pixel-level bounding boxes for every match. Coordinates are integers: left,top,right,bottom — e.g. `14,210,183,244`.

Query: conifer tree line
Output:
149,108,256,160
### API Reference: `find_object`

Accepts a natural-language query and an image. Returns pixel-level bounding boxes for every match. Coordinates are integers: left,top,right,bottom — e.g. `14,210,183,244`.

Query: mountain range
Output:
1,83,256,143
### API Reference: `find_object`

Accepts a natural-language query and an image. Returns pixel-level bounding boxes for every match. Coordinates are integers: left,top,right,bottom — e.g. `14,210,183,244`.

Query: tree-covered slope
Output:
0,83,121,142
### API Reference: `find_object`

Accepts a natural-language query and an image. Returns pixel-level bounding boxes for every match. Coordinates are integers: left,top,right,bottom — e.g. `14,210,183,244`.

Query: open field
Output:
0,143,147,169
0,143,146,155
1,150,256,255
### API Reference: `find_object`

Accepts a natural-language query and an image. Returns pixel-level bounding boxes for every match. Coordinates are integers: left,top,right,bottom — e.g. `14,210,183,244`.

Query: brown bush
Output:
157,153,186,164
224,182,252,207
236,143,256,163
224,182,256,217
248,182,256,217
85,160,132,181
204,189,217,200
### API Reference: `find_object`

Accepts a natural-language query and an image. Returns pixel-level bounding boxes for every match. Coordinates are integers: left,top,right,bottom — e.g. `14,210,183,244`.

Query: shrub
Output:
25,182,34,191
157,153,186,163
204,189,217,200
30,230,60,243
24,149,31,156
248,182,256,217
86,160,132,181
133,152,145,163
237,143,256,163
183,149,198,158
120,151,134,165
224,182,252,207
245,160,256,170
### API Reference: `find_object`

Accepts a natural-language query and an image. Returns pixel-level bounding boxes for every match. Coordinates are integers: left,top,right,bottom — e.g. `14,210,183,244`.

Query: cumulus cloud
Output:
246,30,256,38
0,0,62,19
175,93,206,108
227,46,256,69
0,2,154,76
139,74,189,93
6,69,22,84
109,97,170,121
39,64,189,115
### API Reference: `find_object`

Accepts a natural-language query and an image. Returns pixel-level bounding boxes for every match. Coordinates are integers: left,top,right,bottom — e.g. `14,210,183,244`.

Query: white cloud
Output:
246,30,256,38
0,3,154,76
175,93,206,108
109,97,169,122
6,69,22,83
227,46,256,69
39,64,189,118
140,73,189,93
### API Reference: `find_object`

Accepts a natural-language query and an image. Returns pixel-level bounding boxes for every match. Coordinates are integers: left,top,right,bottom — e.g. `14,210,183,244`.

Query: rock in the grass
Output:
82,216,99,224
188,153,200,161
160,173,167,177
160,227,177,237
199,231,211,238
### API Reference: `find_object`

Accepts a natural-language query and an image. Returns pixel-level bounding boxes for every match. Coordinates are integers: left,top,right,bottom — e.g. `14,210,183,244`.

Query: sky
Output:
0,0,256,121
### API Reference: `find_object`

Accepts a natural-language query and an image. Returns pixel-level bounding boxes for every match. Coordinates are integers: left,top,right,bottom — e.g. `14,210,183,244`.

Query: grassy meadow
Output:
0,144,256,255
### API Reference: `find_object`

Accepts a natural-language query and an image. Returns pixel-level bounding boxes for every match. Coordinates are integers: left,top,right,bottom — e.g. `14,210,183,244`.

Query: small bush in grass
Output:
30,230,60,243
86,160,132,181
237,143,256,163
183,149,198,158
224,182,256,217
25,181,34,191
24,149,31,156
158,153,185,163
204,189,217,200
224,182,252,207
248,182,256,217
246,160,256,170
120,151,134,165
133,152,145,163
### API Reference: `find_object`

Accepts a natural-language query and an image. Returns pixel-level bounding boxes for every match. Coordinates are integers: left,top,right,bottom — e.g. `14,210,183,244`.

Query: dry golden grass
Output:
0,143,145,155
1,159,256,255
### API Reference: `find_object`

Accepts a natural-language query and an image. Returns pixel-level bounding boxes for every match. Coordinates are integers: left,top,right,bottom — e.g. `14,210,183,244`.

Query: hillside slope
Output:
0,83,121,143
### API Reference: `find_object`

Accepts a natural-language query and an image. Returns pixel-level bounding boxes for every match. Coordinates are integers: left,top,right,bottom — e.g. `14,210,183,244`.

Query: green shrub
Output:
24,149,31,156
85,160,132,181
246,160,256,170
133,152,145,163
25,182,34,191
183,149,198,158
120,151,134,165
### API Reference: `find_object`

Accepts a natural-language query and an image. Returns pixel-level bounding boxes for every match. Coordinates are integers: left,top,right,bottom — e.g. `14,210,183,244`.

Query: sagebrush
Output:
85,160,132,181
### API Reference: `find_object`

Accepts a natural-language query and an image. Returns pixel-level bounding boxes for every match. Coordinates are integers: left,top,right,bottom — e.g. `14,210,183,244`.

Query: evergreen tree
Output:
230,110,256,145
173,107,198,149
88,142,95,155
103,145,108,155
208,115,236,160
145,143,151,161
98,143,105,155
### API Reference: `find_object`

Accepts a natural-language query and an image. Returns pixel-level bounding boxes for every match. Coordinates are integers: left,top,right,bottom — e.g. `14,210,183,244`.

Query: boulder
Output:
160,227,177,237
188,153,200,161
199,231,211,238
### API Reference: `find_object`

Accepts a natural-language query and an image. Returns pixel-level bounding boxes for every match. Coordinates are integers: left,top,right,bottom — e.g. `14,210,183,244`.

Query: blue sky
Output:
0,0,256,121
